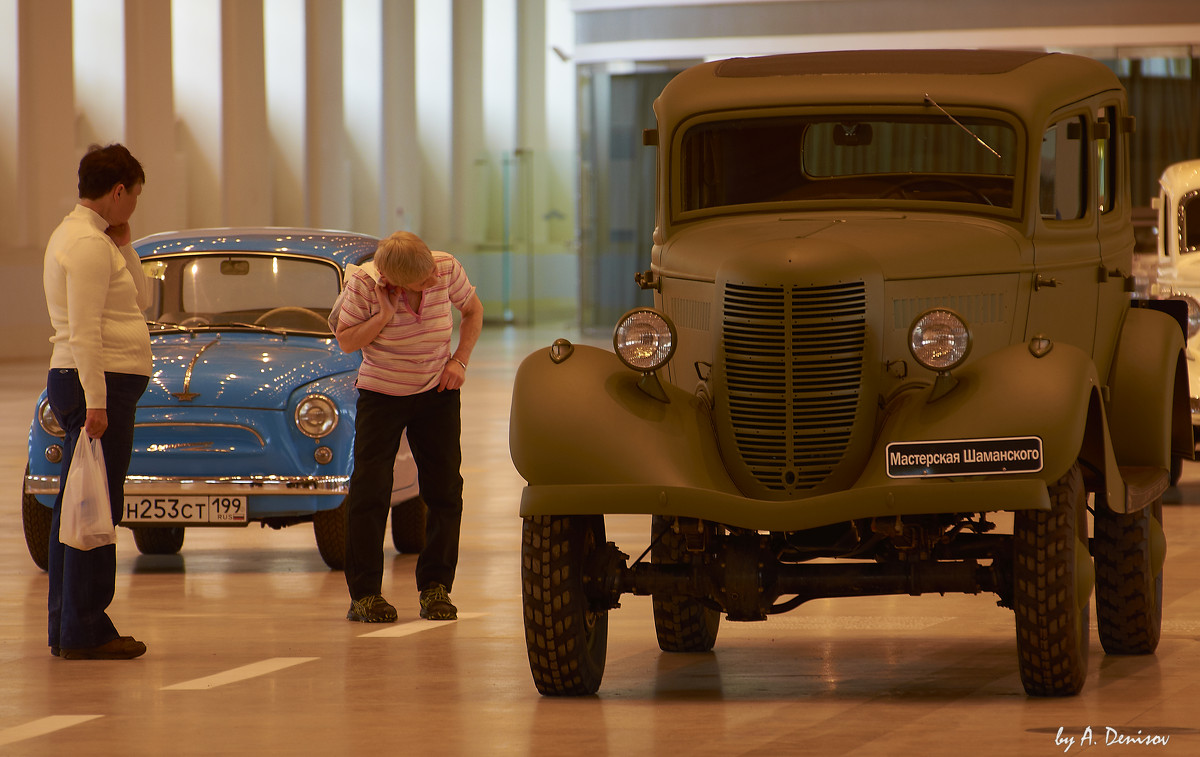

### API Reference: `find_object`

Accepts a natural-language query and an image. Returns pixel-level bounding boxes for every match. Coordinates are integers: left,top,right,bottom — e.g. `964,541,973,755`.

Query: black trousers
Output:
344,387,463,600
46,369,148,649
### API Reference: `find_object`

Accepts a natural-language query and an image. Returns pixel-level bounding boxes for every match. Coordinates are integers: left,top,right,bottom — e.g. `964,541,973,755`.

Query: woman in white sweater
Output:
42,143,152,661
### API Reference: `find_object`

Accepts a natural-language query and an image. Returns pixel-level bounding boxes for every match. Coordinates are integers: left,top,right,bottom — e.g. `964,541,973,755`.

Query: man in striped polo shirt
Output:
336,231,483,622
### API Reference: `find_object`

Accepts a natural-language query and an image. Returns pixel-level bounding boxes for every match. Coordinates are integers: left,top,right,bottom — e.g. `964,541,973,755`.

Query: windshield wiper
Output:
231,322,289,336
147,321,196,333
923,93,1002,160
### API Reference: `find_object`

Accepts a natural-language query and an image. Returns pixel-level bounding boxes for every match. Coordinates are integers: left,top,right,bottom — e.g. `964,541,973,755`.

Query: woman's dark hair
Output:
77,143,145,200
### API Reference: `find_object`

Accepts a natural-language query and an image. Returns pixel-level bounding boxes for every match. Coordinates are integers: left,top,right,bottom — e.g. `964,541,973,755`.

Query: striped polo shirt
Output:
338,250,476,396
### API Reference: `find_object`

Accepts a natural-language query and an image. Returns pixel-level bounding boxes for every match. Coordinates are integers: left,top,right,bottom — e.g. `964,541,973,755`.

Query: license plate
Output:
123,496,248,524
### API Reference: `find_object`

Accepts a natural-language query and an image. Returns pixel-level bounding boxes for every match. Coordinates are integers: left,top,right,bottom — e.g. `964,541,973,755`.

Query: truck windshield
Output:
678,114,1018,213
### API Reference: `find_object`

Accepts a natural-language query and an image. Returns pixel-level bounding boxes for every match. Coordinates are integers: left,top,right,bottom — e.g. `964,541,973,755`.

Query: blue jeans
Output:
344,387,463,600
46,369,148,650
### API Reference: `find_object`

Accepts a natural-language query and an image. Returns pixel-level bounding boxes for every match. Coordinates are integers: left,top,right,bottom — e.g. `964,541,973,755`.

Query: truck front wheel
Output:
521,514,609,695
651,515,720,653
1013,462,1093,696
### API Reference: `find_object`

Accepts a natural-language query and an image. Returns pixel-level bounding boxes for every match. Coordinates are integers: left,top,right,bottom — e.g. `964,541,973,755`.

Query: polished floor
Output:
2,325,1200,756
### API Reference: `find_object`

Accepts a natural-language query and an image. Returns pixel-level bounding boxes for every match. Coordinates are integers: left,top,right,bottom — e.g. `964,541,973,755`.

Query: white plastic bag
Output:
59,435,116,550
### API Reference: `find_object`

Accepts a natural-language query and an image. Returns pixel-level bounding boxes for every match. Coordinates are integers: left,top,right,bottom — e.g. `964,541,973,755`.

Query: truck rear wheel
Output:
1013,462,1093,696
1094,498,1163,654
651,515,720,653
521,514,608,695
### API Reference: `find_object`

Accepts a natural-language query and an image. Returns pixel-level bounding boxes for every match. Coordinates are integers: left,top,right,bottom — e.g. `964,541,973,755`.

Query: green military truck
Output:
510,50,1191,697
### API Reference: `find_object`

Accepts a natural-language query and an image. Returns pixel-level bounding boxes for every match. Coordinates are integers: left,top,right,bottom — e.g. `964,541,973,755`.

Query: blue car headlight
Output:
295,394,339,438
38,398,64,438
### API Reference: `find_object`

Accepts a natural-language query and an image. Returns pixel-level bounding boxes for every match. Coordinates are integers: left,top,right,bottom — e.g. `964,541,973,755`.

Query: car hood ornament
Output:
172,336,221,401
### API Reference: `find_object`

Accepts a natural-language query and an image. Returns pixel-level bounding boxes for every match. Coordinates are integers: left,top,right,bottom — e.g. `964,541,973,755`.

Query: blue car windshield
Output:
141,253,341,334
678,113,1018,213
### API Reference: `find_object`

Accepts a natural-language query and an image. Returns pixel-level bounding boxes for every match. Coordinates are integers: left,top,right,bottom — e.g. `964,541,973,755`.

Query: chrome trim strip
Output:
135,421,267,447
24,474,347,496
173,336,221,400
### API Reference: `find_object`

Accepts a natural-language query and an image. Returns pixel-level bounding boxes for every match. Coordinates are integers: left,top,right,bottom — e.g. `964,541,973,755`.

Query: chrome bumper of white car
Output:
24,474,349,496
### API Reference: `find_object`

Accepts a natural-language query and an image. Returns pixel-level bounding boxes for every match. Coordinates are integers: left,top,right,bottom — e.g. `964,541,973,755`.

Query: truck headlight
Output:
295,394,338,438
909,308,971,372
614,308,677,372
38,398,65,438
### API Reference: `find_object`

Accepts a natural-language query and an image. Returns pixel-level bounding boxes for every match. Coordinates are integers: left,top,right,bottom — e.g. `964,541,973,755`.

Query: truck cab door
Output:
1027,113,1099,355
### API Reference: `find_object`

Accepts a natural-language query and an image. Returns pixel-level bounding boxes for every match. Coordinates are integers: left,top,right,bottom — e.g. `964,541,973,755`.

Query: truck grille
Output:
722,281,867,492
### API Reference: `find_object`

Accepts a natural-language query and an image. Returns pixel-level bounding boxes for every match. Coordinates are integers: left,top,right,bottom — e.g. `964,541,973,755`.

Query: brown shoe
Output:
60,636,147,660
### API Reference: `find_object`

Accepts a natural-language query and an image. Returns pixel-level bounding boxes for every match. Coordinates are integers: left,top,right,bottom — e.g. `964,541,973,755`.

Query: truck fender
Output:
865,340,1124,509
1105,306,1191,470
509,343,740,494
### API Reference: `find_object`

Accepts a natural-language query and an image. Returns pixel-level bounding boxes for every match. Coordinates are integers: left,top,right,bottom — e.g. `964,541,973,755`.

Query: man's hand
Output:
375,277,401,320
438,359,466,391
84,408,108,439
105,222,132,247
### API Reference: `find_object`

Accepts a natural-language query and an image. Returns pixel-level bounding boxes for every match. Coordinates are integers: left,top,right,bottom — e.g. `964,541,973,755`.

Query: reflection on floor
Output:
2,325,1199,755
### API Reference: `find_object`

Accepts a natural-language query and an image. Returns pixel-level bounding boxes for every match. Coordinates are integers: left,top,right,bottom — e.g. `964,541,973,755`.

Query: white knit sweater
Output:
43,205,152,408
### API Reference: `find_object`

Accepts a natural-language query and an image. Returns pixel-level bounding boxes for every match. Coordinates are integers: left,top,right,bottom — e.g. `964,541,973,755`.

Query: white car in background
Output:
1142,159,1200,446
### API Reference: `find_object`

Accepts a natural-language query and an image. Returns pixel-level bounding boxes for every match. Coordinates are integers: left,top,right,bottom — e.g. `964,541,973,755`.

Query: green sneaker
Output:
347,594,398,623
419,584,458,621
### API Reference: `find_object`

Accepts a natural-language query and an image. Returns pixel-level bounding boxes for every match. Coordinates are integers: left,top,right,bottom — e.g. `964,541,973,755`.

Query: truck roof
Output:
653,50,1124,133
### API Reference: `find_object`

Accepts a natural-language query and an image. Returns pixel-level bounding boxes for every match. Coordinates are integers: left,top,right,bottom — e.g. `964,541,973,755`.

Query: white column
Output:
73,0,126,147
306,0,349,229
415,0,452,246
220,0,271,225
171,0,223,227
4,0,75,359
381,0,420,236
344,0,419,238
1,0,18,243
542,0,574,250
125,0,184,234
344,0,385,236
480,0,518,247
16,0,76,247
265,0,306,226
452,0,484,246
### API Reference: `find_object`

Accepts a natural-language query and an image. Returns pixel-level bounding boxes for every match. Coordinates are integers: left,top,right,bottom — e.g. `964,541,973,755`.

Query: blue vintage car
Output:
22,228,424,570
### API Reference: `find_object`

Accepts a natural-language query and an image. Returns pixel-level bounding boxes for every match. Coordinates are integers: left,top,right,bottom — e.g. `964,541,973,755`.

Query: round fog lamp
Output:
295,394,339,438
909,309,971,372
614,308,677,372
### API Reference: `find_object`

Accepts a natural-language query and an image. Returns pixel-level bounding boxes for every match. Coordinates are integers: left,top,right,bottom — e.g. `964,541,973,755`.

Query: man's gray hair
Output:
375,231,434,285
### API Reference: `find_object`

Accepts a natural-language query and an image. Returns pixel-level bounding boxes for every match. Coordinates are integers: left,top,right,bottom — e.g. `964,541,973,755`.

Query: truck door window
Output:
1096,106,1117,215
1040,116,1088,221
